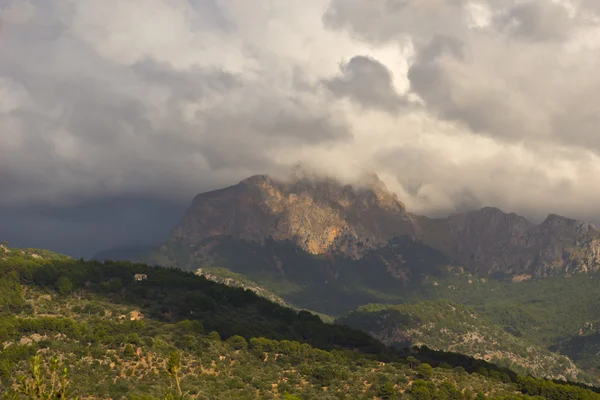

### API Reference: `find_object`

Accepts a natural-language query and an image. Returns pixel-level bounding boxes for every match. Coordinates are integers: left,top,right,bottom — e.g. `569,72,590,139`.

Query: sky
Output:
2,0,600,257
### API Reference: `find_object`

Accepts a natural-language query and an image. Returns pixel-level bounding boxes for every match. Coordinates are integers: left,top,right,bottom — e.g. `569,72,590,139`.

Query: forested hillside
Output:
339,301,583,382
2,244,600,399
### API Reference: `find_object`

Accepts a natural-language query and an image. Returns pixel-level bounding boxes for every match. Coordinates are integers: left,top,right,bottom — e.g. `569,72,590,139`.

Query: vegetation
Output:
411,274,600,377
339,301,584,382
2,244,600,399
144,236,600,383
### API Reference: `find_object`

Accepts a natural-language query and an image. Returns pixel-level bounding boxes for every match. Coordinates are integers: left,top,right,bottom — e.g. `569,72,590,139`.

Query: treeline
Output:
517,376,600,400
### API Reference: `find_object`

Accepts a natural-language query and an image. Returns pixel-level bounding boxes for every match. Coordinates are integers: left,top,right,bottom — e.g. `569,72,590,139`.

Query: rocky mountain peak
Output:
427,206,600,275
172,170,416,258
539,213,596,234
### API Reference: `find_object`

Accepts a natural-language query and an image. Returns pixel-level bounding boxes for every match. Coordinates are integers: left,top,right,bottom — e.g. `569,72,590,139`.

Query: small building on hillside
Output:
134,274,147,281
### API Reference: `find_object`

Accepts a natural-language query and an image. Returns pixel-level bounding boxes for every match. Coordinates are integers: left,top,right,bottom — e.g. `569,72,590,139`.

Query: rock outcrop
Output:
172,172,418,259
417,208,600,276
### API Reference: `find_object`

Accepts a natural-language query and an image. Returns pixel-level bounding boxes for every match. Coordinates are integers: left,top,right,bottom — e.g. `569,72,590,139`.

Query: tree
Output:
379,380,397,399
410,386,431,400
12,355,78,399
166,351,183,398
416,363,434,380
56,276,73,296
123,344,136,358
407,356,420,369
453,366,467,376
0,272,25,311
226,335,248,350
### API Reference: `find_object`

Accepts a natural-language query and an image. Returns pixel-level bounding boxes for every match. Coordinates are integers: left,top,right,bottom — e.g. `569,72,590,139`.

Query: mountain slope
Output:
5,244,591,399
338,300,586,383
418,208,600,276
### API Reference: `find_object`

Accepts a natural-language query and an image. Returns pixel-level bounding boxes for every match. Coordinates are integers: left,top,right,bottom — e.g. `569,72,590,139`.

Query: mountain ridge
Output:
159,172,600,280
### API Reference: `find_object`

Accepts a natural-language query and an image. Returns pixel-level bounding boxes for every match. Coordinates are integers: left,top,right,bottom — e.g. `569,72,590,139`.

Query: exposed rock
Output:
164,172,600,279
172,173,417,259
129,310,144,321
512,274,532,283
30,334,43,342
419,208,600,276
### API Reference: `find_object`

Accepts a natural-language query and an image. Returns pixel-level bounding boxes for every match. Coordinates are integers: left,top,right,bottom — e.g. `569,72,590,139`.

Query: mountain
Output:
123,172,600,375
89,172,600,383
7,244,596,399
144,172,600,291
419,208,600,277
170,171,418,259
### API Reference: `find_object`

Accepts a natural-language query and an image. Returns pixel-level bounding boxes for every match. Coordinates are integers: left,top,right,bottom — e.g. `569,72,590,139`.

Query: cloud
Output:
323,0,470,45
492,1,573,41
325,0,600,151
0,0,352,208
3,0,600,255
323,55,408,112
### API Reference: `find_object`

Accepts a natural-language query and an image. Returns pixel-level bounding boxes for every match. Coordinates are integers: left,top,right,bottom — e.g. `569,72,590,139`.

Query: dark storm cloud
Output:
323,55,408,112
0,197,185,258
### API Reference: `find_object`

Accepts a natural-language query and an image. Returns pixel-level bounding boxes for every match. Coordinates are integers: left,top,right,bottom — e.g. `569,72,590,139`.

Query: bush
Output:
56,276,73,296
226,335,248,350
417,363,434,380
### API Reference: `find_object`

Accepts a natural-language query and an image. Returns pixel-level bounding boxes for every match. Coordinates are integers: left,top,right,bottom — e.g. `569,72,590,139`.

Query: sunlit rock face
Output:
170,171,600,278
172,172,417,259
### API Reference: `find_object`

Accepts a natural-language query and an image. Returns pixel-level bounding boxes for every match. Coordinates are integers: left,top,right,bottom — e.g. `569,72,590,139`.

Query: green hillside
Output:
2,244,600,399
139,237,600,384
413,275,600,376
338,301,584,382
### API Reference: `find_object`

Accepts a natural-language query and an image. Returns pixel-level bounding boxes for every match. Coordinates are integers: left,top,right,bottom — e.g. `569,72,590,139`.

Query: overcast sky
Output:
2,0,600,257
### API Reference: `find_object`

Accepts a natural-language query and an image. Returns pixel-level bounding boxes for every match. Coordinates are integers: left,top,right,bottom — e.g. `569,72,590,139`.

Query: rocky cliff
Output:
172,172,418,259
166,172,600,279
418,208,600,276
